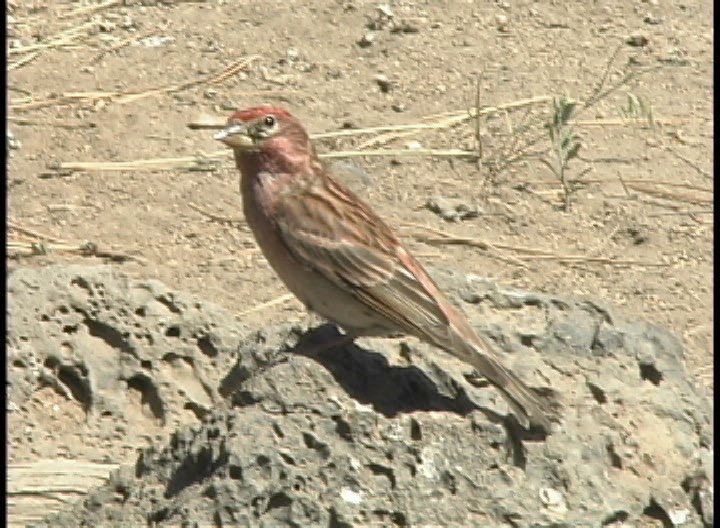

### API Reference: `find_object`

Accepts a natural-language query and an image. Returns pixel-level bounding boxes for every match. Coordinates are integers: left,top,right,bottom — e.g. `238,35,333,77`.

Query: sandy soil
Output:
7,0,713,523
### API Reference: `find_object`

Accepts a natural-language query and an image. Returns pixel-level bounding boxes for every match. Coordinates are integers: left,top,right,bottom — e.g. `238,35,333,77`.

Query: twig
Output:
322,148,478,159
8,221,67,243
49,148,477,176
662,146,712,180
616,170,632,197
402,222,666,268
187,202,245,225
79,242,147,263
624,179,711,193
8,52,39,71
8,116,96,129
647,209,713,217
624,182,712,205
400,222,528,269
89,29,159,65
8,21,96,56
236,293,296,317
423,96,553,120
59,0,120,19
357,96,553,150
50,152,228,173
474,72,483,168
205,58,258,85
312,123,445,139
187,115,228,130
7,239,146,263
187,105,670,138
114,56,261,105
573,118,673,127
11,56,259,111
524,177,711,193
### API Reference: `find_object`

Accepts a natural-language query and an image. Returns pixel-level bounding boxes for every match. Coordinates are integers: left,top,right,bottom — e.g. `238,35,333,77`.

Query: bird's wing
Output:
273,168,449,335
273,167,552,430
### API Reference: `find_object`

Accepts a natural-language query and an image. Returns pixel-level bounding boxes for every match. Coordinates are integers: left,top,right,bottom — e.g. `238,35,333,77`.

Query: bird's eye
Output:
263,115,276,127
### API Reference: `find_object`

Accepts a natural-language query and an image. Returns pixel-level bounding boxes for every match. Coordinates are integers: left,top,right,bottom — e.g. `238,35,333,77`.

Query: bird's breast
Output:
240,178,397,336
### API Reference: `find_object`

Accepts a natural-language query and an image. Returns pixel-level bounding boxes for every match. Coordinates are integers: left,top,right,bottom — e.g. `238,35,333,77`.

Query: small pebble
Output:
668,509,690,525
405,140,423,150
358,33,375,48
374,74,393,93
99,20,116,32
7,129,21,151
376,4,394,18
539,487,567,513
626,32,649,47
286,48,299,61
426,196,481,222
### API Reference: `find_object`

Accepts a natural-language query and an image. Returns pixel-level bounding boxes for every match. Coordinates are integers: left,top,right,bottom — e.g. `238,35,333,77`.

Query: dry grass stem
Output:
663,146,712,180
8,21,96,56
236,294,296,318
8,240,146,263
400,222,529,269
624,182,712,206
49,148,478,176
52,152,228,173
647,209,713,217
8,221,67,243
8,52,40,71
10,56,259,112
423,96,554,120
59,0,120,19
89,30,159,65
403,222,666,268
322,148,477,159
187,202,245,225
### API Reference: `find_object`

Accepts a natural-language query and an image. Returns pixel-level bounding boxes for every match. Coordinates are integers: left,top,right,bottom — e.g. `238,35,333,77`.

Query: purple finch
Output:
214,106,552,431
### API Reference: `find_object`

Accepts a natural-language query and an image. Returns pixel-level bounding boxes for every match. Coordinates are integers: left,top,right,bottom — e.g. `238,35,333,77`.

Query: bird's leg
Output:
292,326,356,358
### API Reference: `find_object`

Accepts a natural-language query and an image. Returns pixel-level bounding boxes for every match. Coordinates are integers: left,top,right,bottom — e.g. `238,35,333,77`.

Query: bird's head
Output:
214,106,314,174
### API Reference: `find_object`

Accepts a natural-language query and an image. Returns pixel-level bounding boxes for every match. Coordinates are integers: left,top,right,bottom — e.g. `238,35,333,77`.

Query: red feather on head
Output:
229,106,294,123
224,106,312,174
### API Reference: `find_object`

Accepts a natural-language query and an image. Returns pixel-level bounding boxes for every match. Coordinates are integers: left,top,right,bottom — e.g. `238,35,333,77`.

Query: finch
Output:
214,106,552,431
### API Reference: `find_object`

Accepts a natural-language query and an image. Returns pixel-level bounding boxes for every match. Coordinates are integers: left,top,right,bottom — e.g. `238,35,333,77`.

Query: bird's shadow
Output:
287,325,548,458
290,323,479,418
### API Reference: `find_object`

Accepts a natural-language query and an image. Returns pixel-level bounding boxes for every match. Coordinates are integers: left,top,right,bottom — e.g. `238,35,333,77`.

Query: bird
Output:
214,106,552,431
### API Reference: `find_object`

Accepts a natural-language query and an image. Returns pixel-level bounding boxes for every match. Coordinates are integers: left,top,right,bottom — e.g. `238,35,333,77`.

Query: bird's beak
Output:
213,123,255,149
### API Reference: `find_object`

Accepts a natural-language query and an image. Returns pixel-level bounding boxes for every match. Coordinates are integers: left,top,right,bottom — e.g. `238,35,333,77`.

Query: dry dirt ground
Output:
7,0,713,523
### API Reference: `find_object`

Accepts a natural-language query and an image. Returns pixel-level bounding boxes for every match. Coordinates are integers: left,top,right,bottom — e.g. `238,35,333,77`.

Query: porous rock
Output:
7,266,713,527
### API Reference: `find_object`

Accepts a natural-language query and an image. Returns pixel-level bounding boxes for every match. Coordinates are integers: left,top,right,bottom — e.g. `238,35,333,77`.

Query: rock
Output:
7,128,21,151
357,32,374,48
496,13,509,31
7,265,713,527
426,196,482,222
627,32,649,47
7,265,249,463
374,74,393,93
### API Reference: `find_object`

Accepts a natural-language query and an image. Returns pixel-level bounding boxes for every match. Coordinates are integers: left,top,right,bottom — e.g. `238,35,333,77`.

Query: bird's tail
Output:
446,326,552,431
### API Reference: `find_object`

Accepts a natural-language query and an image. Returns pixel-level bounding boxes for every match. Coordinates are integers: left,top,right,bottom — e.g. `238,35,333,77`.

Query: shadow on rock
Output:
290,323,479,418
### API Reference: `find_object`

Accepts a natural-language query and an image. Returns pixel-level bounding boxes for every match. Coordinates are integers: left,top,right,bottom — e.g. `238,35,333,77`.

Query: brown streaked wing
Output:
273,168,449,334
